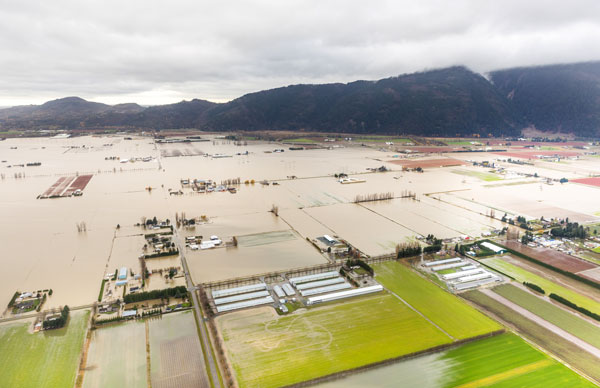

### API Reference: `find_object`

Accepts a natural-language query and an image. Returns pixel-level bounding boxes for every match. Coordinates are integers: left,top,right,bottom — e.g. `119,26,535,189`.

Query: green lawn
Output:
463,290,600,382
592,246,600,253
481,257,600,314
0,310,89,387
218,293,451,388
493,284,600,349
374,261,501,339
451,169,502,182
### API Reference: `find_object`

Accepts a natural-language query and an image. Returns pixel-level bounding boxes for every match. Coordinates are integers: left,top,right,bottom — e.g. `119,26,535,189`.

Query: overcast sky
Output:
1,0,600,107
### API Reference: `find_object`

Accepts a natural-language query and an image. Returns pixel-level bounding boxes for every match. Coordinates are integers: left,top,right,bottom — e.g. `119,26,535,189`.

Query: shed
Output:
118,267,128,280
480,242,507,254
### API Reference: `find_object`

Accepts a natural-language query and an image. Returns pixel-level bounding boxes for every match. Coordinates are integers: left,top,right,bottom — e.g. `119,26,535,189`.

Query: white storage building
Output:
282,284,295,296
295,277,345,290
307,285,383,305
431,262,469,271
212,283,267,299
216,296,274,313
289,271,340,286
213,290,270,306
442,269,484,280
272,285,285,298
424,258,462,267
299,283,351,297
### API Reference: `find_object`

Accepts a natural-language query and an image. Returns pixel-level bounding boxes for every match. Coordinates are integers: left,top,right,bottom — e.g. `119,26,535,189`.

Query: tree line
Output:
124,286,187,304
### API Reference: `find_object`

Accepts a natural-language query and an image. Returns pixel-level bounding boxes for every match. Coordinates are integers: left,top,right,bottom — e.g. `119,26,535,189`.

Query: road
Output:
481,288,600,359
173,227,222,388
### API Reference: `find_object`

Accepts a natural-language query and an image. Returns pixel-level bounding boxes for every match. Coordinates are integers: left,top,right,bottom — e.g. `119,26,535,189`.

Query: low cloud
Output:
1,0,599,106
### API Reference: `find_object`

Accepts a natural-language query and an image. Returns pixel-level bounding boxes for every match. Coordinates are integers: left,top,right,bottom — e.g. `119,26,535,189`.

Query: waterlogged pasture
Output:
217,294,451,388
0,310,89,388
315,333,595,388
149,310,207,388
83,319,147,388
374,261,501,339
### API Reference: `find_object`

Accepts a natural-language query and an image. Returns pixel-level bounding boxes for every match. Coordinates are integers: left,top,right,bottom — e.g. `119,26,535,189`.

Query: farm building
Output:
282,283,295,296
323,235,337,244
300,282,352,297
216,296,274,313
289,271,340,286
480,242,507,254
442,269,485,280
424,258,462,267
118,267,127,280
307,285,383,305
213,291,271,306
431,261,469,271
211,283,267,299
272,285,285,298
295,277,345,290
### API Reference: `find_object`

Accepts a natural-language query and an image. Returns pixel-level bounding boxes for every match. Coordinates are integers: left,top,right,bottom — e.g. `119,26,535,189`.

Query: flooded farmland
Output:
2,134,600,313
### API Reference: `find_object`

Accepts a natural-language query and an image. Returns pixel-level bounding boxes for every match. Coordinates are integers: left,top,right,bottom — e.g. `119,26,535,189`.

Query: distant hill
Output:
2,62,600,137
490,62,600,137
202,67,522,136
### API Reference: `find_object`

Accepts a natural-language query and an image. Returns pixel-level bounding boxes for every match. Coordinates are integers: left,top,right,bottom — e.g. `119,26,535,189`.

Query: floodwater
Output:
2,135,600,311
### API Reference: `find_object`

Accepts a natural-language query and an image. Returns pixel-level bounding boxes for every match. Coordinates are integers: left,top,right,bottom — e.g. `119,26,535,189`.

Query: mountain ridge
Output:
2,61,600,137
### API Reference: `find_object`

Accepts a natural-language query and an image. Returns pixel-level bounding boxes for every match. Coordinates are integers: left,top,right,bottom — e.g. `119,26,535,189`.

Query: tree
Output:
168,268,176,279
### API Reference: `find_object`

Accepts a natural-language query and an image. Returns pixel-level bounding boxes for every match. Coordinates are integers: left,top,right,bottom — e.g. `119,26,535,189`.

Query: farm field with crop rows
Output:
374,261,501,339
481,257,600,314
316,333,595,387
493,284,600,349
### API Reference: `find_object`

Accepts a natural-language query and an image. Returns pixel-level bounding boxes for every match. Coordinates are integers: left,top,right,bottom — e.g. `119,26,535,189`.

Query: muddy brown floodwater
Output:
2,134,600,312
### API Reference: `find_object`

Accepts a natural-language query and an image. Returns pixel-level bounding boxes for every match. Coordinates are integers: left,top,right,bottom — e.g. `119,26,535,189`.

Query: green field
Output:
451,169,502,182
317,333,594,387
481,257,600,314
374,261,501,339
0,310,89,387
218,293,452,388
464,290,600,382
493,284,600,349
83,320,147,388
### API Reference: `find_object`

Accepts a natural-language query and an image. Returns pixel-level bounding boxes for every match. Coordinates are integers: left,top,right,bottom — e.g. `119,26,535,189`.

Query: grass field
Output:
451,169,502,182
493,284,600,349
149,311,206,388
374,261,501,339
83,320,147,388
318,333,595,387
463,290,600,382
481,257,600,314
218,293,452,388
0,310,89,387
